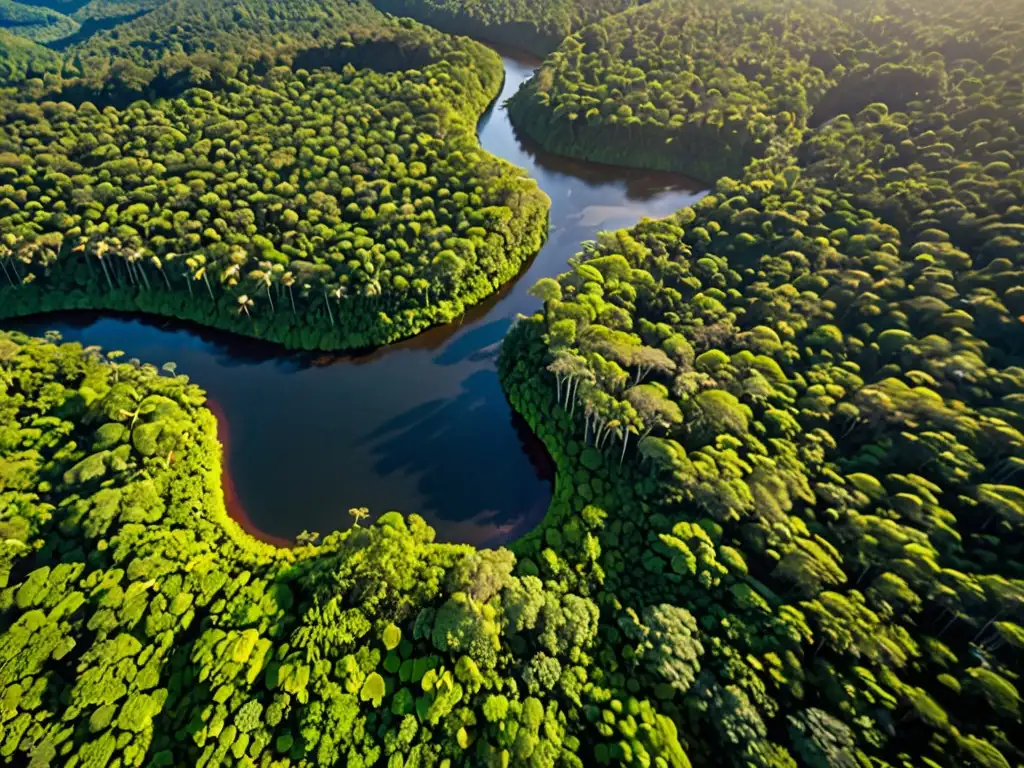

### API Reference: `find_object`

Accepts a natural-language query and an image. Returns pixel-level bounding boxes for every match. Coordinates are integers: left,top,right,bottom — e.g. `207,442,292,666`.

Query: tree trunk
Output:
857,565,872,585
99,259,115,292
973,611,1004,643
324,289,335,326
936,611,960,638
620,430,629,465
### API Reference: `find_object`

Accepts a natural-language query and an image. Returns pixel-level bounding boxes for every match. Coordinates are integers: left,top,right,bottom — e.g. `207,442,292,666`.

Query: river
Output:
4,50,707,547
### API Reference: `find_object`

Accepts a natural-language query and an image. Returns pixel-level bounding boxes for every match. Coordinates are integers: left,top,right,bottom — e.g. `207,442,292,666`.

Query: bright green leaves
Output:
977,484,1024,527
382,623,402,651
63,451,109,485
359,672,386,708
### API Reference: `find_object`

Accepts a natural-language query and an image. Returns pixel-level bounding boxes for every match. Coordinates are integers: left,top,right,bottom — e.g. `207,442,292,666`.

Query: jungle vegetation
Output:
370,0,646,57
0,27,61,80
506,0,1021,182
0,0,549,349
0,0,79,43
504,0,1024,763
0,0,166,46
0,329,691,767
0,0,1023,765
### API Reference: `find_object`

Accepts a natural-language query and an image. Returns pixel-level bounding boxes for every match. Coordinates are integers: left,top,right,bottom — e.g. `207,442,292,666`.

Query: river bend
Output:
5,50,707,546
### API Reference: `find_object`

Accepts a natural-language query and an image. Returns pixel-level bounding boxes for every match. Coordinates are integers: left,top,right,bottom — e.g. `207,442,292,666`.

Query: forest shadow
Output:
432,317,512,366
504,116,706,201
359,368,553,544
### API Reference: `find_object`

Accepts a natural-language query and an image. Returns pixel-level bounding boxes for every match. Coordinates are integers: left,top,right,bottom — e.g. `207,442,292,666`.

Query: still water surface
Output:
5,51,706,546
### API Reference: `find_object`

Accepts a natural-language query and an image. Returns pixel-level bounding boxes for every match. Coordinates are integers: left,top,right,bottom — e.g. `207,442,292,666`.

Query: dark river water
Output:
4,51,706,547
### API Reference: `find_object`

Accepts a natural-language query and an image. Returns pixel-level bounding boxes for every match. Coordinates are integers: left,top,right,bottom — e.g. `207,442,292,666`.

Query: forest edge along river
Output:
3,48,707,546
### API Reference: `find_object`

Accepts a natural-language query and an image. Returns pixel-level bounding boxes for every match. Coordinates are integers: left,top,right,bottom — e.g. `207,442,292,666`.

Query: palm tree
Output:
0,244,17,286
19,241,57,279
254,261,275,313
151,255,172,290
220,262,241,289
6,238,27,282
90,240,116,292
191,255,214,300
71,238,95,279
332,283,347,304
583,392,597,445
412,277,431,307
161,362,177,377
597,418,619,451
349,507,370,527
178,255,196,297
14,241,34,275
105,237,125,286
127,248,151,291
322,282,345,327
619,423,637,466
281,271,297,314
106,349,125,382
237,294,255,319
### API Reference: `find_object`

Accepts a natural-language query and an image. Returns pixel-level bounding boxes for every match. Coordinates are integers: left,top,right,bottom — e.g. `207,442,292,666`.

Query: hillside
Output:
0,26,61,79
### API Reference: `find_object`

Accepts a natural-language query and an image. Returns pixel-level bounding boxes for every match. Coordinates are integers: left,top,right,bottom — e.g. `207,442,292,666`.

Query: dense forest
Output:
0,0,549,349
1,0,1023,765
0,0,78,43
0,26,60,79
506,0,1023,181
504,0,1024,762
370,0,645,57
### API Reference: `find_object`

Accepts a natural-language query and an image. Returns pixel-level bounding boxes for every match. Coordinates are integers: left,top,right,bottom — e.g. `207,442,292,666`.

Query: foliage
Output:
370,0,646,57
0,0,549,350
0,0,79,43
0,330,646,766
0,27,61,80
2,0,1023,765
502,0,1024,761
506,0,1013,182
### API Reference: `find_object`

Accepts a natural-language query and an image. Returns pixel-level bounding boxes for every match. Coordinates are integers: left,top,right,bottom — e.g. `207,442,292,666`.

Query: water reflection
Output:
3,50,707,545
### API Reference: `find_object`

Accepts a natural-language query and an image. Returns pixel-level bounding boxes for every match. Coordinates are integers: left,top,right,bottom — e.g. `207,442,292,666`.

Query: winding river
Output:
5,50,707,547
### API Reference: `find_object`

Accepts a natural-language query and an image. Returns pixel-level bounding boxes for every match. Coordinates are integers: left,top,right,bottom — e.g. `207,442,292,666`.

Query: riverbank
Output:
2,50,705,546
